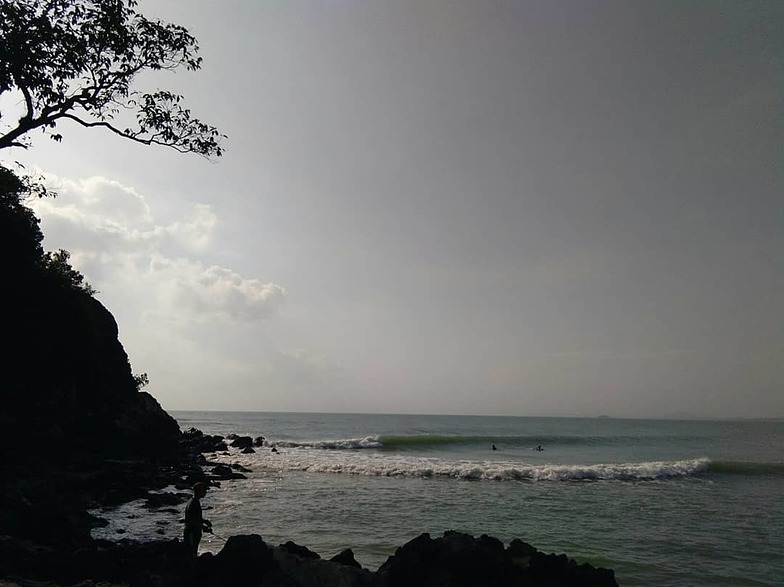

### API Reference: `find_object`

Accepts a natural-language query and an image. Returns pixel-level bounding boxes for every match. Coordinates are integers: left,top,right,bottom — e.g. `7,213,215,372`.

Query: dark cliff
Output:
0,166,181,460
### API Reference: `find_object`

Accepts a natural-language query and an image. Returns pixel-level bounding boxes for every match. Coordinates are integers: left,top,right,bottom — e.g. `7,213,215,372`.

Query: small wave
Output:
247,454,711,481
272,436,383,450
707,460,784,476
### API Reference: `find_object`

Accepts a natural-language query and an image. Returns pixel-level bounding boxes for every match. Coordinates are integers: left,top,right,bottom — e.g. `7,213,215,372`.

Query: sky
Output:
5,0,782,418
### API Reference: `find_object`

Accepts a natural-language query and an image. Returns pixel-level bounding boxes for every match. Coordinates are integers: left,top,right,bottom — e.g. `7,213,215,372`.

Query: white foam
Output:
215,448,710,482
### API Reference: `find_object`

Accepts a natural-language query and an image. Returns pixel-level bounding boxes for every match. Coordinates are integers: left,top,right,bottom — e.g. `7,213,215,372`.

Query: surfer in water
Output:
536,445,543,451
492,444,497,450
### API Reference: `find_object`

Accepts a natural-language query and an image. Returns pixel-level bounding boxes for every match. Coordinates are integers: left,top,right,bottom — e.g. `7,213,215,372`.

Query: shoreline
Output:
0,429,619,586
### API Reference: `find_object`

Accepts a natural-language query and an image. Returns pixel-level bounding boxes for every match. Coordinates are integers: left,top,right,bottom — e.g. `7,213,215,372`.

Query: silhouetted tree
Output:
0,0,224,156
41,249,96,295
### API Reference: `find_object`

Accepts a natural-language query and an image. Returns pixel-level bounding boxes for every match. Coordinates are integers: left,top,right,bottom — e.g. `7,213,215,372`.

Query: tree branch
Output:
58,113,191,153
18,84,35,125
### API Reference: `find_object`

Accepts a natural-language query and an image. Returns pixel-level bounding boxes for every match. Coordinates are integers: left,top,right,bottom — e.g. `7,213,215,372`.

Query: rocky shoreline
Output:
0,429,619,587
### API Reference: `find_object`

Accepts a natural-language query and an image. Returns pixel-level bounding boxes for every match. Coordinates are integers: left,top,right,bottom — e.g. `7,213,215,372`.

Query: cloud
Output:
30,172,285,325
149,257,285,323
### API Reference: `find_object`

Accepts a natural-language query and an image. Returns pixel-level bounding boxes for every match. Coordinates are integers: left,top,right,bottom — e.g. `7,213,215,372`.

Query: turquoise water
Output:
97,412,784,585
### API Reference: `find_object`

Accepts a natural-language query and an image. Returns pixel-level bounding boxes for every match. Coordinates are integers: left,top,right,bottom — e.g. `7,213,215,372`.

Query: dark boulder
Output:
281,540,321,560
211,463,247,481
230,436,253,449
182,429,228,454
272,541,376,587
197,534,275,587
377,531,618,587
331,548,363,569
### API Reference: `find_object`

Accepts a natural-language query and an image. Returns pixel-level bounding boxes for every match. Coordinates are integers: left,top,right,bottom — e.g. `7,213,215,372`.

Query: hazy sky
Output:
9,0,782,417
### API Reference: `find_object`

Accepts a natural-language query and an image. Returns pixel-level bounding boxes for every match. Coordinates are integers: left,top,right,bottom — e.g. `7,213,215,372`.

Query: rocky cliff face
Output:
0,165,180,460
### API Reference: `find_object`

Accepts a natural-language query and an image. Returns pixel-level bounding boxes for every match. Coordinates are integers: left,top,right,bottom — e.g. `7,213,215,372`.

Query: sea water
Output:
90,412,784,586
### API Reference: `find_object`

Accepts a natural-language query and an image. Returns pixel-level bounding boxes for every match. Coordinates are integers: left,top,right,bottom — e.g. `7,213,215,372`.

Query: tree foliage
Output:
1,164,96,294
41,248,97,295
0,0,224,156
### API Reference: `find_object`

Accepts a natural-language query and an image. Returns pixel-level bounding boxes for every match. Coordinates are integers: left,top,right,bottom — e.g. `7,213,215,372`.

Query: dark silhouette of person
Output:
184,482,212,555
536,445,543,451
492,444,497,450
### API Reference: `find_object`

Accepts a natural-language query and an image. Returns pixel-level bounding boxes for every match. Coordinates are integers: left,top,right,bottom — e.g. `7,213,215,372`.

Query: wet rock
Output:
230,436,253,449
210,463,247,481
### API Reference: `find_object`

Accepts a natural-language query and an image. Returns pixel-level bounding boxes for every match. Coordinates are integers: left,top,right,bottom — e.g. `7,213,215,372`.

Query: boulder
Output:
230,436,253,449
273,541,376,587
331,548,363,569
182,429,228,453
211,464,247,481
280,540,320,560
197,534,275,586
377,531,618,587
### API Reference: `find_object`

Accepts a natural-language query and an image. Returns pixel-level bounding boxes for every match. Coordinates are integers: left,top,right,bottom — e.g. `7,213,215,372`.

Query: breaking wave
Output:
228,451,712,481
271,436,383,450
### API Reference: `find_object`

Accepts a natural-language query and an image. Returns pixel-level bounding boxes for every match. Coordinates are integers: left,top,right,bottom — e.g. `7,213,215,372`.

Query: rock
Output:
253,435,266,446
230,436,253,449
210,463,247,481
281,540,321,560
198,534,275,586
182,429,228,454
377,531,618,587
331,548,363,569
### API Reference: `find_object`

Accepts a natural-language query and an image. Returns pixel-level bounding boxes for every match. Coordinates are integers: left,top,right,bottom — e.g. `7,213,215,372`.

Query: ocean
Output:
91,412,784,586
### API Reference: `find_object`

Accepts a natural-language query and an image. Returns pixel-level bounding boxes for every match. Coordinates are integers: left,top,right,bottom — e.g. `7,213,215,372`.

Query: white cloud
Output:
30,172,285,326
148,256,285,323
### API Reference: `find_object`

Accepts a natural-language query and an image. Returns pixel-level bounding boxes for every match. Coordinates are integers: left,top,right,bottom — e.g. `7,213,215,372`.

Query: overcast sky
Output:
10,0,783,417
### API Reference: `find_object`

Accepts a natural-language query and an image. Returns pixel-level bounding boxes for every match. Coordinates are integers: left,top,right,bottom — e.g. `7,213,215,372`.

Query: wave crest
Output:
272,436,383,450
243,454,711,482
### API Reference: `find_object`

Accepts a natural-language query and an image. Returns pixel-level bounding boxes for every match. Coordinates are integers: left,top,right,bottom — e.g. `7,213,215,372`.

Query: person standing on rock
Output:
184,482,212,555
